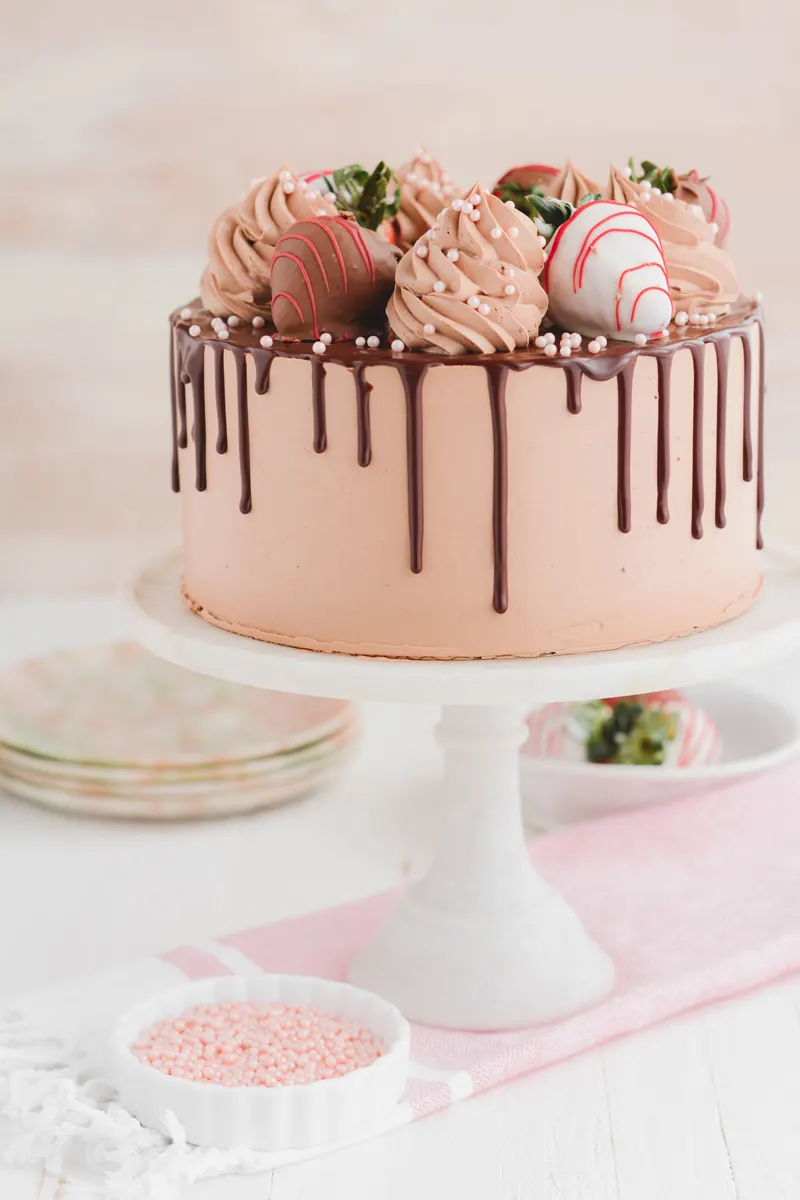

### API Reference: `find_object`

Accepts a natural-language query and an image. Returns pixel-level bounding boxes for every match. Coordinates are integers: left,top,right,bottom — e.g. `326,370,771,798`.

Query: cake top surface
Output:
189,152,753,359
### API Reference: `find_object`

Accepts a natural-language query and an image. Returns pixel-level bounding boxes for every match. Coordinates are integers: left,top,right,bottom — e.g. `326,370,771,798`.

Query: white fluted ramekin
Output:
108,974,410,1151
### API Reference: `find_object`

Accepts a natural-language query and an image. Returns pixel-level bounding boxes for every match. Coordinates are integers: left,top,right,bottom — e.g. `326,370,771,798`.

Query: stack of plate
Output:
0,643,356,819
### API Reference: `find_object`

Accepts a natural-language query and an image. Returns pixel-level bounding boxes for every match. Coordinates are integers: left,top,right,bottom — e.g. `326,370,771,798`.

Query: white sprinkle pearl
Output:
260,335,273,348
367,335,380,348
544,343,558,357
252,316,265,328
467,296,480,308
544,332,556,345
597,336,608,348
391,338,405,352
447,249,460,262
535,336,547,348
416,244,429,258
451,198,464,211
560,345,572,357
227,315,240,327
469,192,481,206
663,192,674,202
355,337,366,347
312,341,326,355
674,311,689,326
508,226,519,238
318,332,331,345
707,312,717,322
478,302,491,315
639,192,651,203
189,325,201,337
634,333,647,346
640,179,652,190
710,222,719,235
217,328,229,340
423,323,436,335
699,314,710,326
282,181,295,194
180,308,193,320
279,170,292,182
569,333,582,348
505,199,516,208
538,235,547,247
490,227,502,240
504,284,516,296
469,209,481,222
690,204,704,218
211,317,225,330
433,281,446,293
690,313,702,325
461,202,474,215
588,340,600,354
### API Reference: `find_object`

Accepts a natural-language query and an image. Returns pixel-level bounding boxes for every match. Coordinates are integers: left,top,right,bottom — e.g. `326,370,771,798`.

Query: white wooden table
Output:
2,597,800,1199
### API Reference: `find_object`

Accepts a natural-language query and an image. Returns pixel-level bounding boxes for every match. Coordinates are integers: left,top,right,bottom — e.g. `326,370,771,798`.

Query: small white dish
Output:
522,683,800,830
108,975,410,1151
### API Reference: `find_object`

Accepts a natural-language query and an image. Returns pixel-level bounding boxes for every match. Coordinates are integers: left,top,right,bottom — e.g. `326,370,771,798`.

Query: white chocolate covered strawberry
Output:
542,199,672,342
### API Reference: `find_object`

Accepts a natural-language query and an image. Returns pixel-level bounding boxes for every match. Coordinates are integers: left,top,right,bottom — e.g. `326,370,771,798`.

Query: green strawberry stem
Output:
324,162,400,231
627,157,677,194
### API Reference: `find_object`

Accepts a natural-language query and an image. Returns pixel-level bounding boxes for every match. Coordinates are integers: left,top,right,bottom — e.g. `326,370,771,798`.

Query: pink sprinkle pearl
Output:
132,1002,384,1088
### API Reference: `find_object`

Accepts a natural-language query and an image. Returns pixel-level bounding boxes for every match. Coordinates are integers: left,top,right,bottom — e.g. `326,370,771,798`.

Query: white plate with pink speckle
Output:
0,643,356,819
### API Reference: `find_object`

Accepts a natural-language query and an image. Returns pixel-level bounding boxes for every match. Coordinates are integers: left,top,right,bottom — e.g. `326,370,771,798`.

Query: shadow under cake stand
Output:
127,551,800,1031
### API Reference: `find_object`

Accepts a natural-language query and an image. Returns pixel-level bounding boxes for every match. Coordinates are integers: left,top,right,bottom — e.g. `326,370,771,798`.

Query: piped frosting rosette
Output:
200,167,331,320
607,165,738,316
394,151,458,250
548,160,602,205
525,692,721,768
387,183,547,354
543,199,672,342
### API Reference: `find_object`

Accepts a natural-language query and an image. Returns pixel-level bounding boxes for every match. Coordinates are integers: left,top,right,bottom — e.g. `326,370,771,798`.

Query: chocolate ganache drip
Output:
170,301,763,613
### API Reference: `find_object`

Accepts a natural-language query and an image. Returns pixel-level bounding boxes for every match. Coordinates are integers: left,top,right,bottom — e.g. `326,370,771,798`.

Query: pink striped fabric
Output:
160,760,800,1120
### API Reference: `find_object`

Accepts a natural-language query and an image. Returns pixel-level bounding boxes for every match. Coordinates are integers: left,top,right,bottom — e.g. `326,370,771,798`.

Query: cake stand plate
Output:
126,551,800,1030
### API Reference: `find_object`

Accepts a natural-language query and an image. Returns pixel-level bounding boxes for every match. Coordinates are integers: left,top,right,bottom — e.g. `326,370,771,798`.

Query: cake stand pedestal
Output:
127,551,800,1030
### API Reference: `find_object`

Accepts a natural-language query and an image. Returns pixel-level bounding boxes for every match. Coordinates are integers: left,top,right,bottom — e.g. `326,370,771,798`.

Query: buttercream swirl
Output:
387,182,547,354
200,167,330,320
674,169,731,247
606,165,738,315
549,160,602,205
394,151,458,251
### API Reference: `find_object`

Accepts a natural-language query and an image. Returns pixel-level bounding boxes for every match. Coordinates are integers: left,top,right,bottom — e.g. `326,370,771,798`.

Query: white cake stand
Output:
126,551,800,1031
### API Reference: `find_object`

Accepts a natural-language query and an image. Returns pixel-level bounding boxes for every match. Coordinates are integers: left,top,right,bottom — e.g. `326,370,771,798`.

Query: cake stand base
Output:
127,551,800,1031
348,704,613,1028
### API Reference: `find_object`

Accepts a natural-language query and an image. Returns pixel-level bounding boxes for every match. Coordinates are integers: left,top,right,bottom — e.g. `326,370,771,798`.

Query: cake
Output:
171,155,764,660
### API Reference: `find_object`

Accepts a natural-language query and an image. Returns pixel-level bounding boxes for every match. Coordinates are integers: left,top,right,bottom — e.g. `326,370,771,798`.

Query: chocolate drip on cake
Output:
689,343,706,540
181,339,207,492
170,331,180,493
714,337,730,528
486,364,510,614
234,350,251,514
656,356,672,525
252,348,275,396
616,363,635,534
397,362,428,574
740,332,753,483
564,364,582,414
311,359,327,454
756,318,765,549
170,300,763,614
212,344,227,455
353,364,373,467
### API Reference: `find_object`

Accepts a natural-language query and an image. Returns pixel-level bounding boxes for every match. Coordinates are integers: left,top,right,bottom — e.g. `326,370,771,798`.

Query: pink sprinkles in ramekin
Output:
132,1001,384,1088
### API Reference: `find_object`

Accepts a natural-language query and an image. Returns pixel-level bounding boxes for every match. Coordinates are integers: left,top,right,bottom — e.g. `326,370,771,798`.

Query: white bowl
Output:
107,975,410,1151
522,683,800,830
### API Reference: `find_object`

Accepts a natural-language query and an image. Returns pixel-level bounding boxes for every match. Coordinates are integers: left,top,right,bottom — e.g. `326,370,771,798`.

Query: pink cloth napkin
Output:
161,760,800,1119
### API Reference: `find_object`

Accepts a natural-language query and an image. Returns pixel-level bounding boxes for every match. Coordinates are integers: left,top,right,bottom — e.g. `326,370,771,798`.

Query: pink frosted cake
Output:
171,156,764,659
